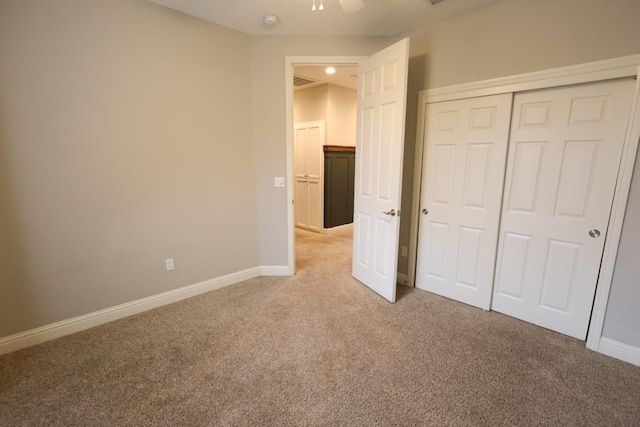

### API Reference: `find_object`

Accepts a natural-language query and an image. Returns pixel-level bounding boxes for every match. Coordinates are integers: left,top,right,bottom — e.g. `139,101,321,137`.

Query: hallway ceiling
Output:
148,0,501,36
294,65,359,91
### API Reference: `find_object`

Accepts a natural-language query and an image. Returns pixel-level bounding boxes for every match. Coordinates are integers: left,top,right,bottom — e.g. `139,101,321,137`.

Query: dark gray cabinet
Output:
324,146,355,228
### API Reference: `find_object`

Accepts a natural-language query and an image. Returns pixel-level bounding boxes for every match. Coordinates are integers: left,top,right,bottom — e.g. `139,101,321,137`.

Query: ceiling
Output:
294,65,359,91
148,0,501,37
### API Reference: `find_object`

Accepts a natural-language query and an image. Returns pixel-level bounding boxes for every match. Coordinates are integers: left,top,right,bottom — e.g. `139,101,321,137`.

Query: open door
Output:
352,38,410,303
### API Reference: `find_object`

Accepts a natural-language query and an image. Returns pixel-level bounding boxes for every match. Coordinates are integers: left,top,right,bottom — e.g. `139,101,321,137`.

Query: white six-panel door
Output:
416,94,513,309
294,121,323,232
352,38,409,303
492,79,635,339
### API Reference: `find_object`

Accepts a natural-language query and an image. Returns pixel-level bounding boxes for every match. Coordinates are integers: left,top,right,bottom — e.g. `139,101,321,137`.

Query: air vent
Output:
428,0,449,5
293,75,317,87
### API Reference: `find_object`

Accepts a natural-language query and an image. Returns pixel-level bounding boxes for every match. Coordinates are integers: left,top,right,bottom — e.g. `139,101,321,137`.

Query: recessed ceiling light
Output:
350,75,357,79
325,67,336,75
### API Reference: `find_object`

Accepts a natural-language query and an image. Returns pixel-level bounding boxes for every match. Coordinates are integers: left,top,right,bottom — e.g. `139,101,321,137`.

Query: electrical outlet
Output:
165,258,175,271
401,246,408,257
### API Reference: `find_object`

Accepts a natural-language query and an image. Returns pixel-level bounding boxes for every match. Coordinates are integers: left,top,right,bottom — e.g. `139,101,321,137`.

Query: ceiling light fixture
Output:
312,0,325,12
263,14,279,26
325,67,336,75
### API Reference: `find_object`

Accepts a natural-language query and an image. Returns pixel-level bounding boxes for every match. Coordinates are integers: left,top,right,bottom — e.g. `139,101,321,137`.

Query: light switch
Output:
274,177,285,188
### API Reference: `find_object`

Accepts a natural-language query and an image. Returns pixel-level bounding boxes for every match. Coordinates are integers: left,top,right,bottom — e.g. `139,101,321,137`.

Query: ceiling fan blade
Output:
338,0,365,14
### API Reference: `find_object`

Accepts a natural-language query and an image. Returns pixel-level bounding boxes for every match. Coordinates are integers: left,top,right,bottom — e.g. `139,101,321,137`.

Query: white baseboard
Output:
260,265,292,276
598,337,640,367
397,272,409,286
0,267,262,356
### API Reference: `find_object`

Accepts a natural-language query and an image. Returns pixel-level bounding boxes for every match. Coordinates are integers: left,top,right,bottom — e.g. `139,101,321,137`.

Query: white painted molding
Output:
422,54,640,103
598,337,640,367
0,267,262,356
407,88,427,289
260,265,292,276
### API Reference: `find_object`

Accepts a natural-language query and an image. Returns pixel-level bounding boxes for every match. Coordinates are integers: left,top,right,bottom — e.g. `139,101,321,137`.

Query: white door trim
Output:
285,56,365,275
409,54,640,352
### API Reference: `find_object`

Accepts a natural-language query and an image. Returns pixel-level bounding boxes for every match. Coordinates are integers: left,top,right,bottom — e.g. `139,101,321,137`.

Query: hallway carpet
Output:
1,228,639,426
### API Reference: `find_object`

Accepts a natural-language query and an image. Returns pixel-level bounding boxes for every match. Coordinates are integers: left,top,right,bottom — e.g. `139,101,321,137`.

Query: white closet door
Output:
416,94,513,309
492,79,635,339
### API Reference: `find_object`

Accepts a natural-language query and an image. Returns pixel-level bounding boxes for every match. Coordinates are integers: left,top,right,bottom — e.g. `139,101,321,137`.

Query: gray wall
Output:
0,0,258,337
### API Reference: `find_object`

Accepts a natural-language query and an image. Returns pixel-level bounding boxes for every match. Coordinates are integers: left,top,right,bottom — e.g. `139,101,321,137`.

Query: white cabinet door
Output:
307,126,322,180
492,79,635,339
416,94,513,310
295,178,309,228
308,179,322,232
294,121,323,179
294,121,324,231
352,38,409,303
294,127,309,178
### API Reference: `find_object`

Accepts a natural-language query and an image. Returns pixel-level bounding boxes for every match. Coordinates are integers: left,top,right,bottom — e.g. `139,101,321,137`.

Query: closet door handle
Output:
382,209,396,217
422,208,428,215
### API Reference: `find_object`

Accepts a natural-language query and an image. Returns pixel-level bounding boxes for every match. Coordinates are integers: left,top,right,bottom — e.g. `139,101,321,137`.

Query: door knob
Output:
589,229,601,238
382,209,396,216
422,208,428,215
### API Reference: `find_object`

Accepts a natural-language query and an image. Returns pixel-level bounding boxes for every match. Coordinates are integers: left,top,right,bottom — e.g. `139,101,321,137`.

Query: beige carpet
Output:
1,227,639,426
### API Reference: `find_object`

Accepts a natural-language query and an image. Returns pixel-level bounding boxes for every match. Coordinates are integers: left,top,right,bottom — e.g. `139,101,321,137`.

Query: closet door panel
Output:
492,79,635,339
416,93,513,310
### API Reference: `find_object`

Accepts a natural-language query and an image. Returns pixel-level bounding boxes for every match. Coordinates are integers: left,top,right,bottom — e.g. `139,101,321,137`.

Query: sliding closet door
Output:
492,79,635,339
416,94,512,310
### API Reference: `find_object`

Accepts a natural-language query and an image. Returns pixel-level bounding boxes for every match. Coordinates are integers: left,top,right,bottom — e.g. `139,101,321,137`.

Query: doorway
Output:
285,38,411,303
293,65,358,236
285,57,363,275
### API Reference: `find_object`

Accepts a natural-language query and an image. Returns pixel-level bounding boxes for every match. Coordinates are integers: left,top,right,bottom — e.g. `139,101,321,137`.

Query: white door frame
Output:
409,54,640,352
285,56,365,275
